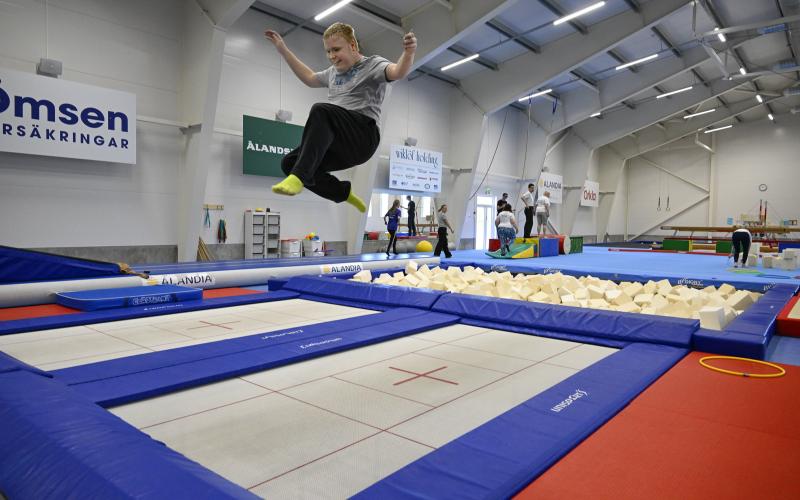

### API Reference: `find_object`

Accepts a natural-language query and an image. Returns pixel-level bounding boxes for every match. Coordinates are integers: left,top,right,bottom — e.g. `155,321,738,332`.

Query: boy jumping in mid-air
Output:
264,23,416,211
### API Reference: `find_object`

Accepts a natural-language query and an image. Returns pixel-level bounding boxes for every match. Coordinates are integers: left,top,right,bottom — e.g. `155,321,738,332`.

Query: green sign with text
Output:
242,115,303,177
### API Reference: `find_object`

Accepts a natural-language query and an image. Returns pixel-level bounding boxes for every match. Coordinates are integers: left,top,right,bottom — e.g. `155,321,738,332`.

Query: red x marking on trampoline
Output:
389,366,459,386
188,320,241,331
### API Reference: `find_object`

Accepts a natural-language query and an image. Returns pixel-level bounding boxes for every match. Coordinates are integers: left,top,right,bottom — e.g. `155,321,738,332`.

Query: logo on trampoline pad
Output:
158,273,214,286
677,278,703,287
261,329,304,341
128,294,174,306
550,389,588,413
321,263,363,274
298,337,342,350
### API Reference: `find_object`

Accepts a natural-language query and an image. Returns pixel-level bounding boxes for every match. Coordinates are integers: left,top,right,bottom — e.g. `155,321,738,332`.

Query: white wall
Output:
614,113,800,240
0,0,184,247
712,114,800,227
0,2,462,250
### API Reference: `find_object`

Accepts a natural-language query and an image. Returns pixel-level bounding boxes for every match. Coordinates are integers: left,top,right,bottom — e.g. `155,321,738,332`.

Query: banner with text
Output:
243,115,303,177
0,67,136,163
389,144,442,193
538,172,563,204
581,180,600,207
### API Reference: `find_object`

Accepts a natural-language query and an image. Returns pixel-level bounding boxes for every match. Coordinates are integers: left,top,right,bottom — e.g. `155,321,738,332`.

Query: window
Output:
380,193,389,216
421,196,431,219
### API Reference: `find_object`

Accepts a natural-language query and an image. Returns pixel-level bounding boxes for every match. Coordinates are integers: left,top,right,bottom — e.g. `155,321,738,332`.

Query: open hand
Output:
264,30,286,50
402,31,417,53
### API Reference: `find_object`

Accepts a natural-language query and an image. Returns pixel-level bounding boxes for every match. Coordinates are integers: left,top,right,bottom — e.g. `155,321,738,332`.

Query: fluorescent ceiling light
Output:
590,112,601,117
756,94,763,103
518,89,553,102
440,54,479,72
739,67,747,75
768,113,774,121
704,125,733,134
314,0,354,21
656,86,693,99
683,109,716,119
553,1,605,26
615,53,658,71
714,27,726,42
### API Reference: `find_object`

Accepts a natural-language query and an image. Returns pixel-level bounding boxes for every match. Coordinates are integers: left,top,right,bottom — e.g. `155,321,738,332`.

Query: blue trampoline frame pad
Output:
0,306,460,498
55,284,202,311
356,342,687,499
0,290,300,336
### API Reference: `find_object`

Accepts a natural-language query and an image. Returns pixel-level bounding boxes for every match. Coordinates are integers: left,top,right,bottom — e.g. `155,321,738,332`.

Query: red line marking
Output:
187,320,240,331
389,366,458,386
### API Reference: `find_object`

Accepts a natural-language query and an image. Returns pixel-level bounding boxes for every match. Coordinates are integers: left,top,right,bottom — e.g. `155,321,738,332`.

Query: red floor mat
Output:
201,287,263,299
0,304,80,322
516,352,800,500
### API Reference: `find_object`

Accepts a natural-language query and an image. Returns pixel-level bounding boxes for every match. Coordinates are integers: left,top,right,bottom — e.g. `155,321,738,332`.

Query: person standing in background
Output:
403,195,417,236
495,204,519,256
520,184,535,238
384,199,401,256
731,226,752,268
434,204,454,258
535,190,551,236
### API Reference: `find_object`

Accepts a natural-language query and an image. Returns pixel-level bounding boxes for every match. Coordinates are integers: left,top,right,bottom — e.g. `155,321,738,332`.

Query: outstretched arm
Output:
265,30,323,88
385,32,417,81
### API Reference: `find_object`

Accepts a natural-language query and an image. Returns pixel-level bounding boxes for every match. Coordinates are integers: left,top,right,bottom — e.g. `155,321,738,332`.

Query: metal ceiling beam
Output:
485,19,541,53
252,2,326,36
538,0,588,35
699,13,800,38
484,18,598,91
460,0,688,114
622,0,641,13
448,45,499,71
609,94,782,158
607,49,640,73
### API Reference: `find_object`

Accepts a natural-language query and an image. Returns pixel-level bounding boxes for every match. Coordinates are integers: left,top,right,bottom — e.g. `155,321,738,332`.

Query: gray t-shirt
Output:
315,55,392,125
437,211,449,228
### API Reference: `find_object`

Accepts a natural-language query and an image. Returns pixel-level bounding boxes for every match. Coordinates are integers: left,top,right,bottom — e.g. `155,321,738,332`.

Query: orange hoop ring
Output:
699,355,786,378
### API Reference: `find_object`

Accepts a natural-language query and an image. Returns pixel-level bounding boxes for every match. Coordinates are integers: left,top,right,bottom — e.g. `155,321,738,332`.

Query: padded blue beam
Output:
0,370,257,500
460,318,628,349
0,351,51,377
693,286,796,359
283,275,444,310
0,290,299,336
56,309,459,407
433,293,698,348
55,284,203,311
354,343,687,500
0,245,124,284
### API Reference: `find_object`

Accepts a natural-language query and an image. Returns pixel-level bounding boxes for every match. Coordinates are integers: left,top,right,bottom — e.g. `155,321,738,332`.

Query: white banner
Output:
538,172,563,204
581,180,600,207
0,67,136,163
320,263,364,274
389,144,442,193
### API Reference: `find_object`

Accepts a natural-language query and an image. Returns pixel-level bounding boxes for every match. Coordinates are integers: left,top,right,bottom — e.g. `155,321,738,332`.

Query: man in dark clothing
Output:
404,195,417,236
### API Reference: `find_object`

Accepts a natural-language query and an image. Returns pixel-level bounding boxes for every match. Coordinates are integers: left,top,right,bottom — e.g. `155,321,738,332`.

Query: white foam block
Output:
717,283,735,297
351,269,372,283
699,306,725,330
725,290,754,311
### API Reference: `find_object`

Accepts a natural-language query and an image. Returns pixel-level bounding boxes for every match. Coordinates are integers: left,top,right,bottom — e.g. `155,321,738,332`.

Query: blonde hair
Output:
323,22,359,51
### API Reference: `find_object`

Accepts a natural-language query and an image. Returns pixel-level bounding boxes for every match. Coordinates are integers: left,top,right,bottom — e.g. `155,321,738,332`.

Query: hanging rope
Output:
467,107,510,202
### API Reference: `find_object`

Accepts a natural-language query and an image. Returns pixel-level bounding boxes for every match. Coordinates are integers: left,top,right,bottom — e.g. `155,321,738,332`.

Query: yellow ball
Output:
416,240,433,252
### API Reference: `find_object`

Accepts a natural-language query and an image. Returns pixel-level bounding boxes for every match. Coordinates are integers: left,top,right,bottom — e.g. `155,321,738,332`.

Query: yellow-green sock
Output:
346,191,366,213
271,174,304,196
